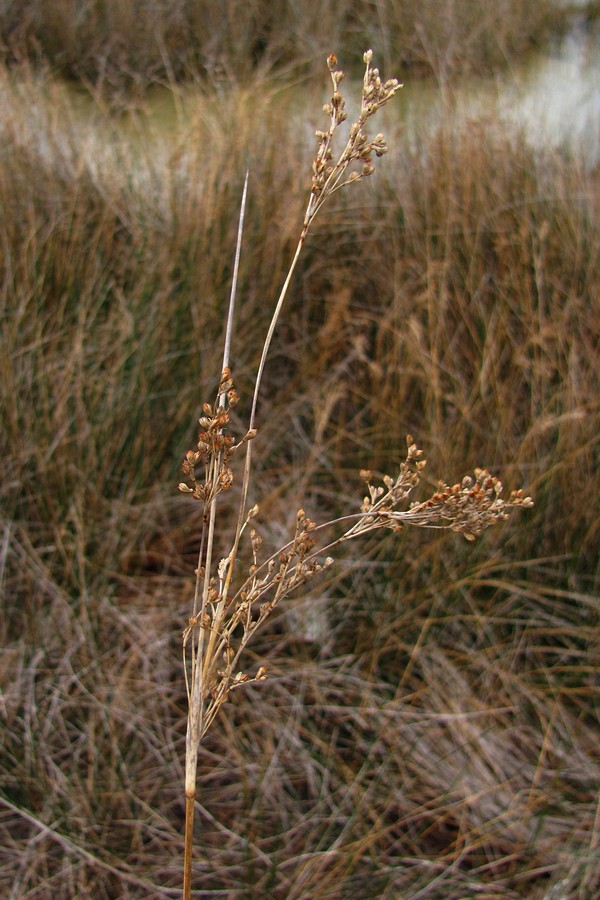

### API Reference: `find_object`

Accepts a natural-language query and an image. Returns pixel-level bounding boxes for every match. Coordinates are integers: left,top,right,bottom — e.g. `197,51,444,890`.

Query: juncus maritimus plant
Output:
177,50,533,897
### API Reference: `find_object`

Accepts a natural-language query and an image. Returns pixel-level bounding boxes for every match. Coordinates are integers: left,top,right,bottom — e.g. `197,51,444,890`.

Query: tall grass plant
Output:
0,52,598,897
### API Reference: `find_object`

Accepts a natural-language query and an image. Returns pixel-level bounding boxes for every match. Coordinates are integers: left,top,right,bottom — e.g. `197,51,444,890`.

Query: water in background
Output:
396,13,600,166
33,8,600,169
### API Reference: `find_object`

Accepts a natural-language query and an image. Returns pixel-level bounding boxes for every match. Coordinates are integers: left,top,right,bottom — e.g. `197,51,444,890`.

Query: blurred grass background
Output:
0,0,584,92
1,2,599,897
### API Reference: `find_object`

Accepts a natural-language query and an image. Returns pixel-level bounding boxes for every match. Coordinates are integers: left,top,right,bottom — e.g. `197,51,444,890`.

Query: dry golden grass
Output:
0,57,598,897
0,0,574,97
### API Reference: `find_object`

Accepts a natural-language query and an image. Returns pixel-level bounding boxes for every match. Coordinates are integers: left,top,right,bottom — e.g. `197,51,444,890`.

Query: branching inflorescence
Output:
177,51,532,898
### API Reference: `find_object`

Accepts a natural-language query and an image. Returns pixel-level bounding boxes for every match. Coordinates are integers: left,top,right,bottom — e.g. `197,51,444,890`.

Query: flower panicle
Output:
310,49,402,210
360,439,534,542
178,368,256,506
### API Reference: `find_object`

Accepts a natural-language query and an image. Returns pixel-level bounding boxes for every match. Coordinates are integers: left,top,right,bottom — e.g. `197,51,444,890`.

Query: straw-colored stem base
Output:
183,790,196,899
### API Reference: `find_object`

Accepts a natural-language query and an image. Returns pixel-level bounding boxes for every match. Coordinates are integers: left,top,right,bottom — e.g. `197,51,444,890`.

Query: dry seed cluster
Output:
178,367,255,505
405,468,534,541
344,437,533,543
309,49,402,216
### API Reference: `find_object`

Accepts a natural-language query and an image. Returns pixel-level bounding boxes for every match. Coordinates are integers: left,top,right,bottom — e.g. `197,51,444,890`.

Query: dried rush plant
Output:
176,51,533,896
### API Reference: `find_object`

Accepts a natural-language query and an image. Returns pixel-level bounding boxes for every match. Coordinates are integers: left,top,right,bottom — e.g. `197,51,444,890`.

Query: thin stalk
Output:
183,173,249,899
222,170,249,379
221,203,314,604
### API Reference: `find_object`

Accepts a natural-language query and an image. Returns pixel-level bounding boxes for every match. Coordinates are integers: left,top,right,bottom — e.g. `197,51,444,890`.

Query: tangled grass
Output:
0,0,574,97
0,48,598,897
